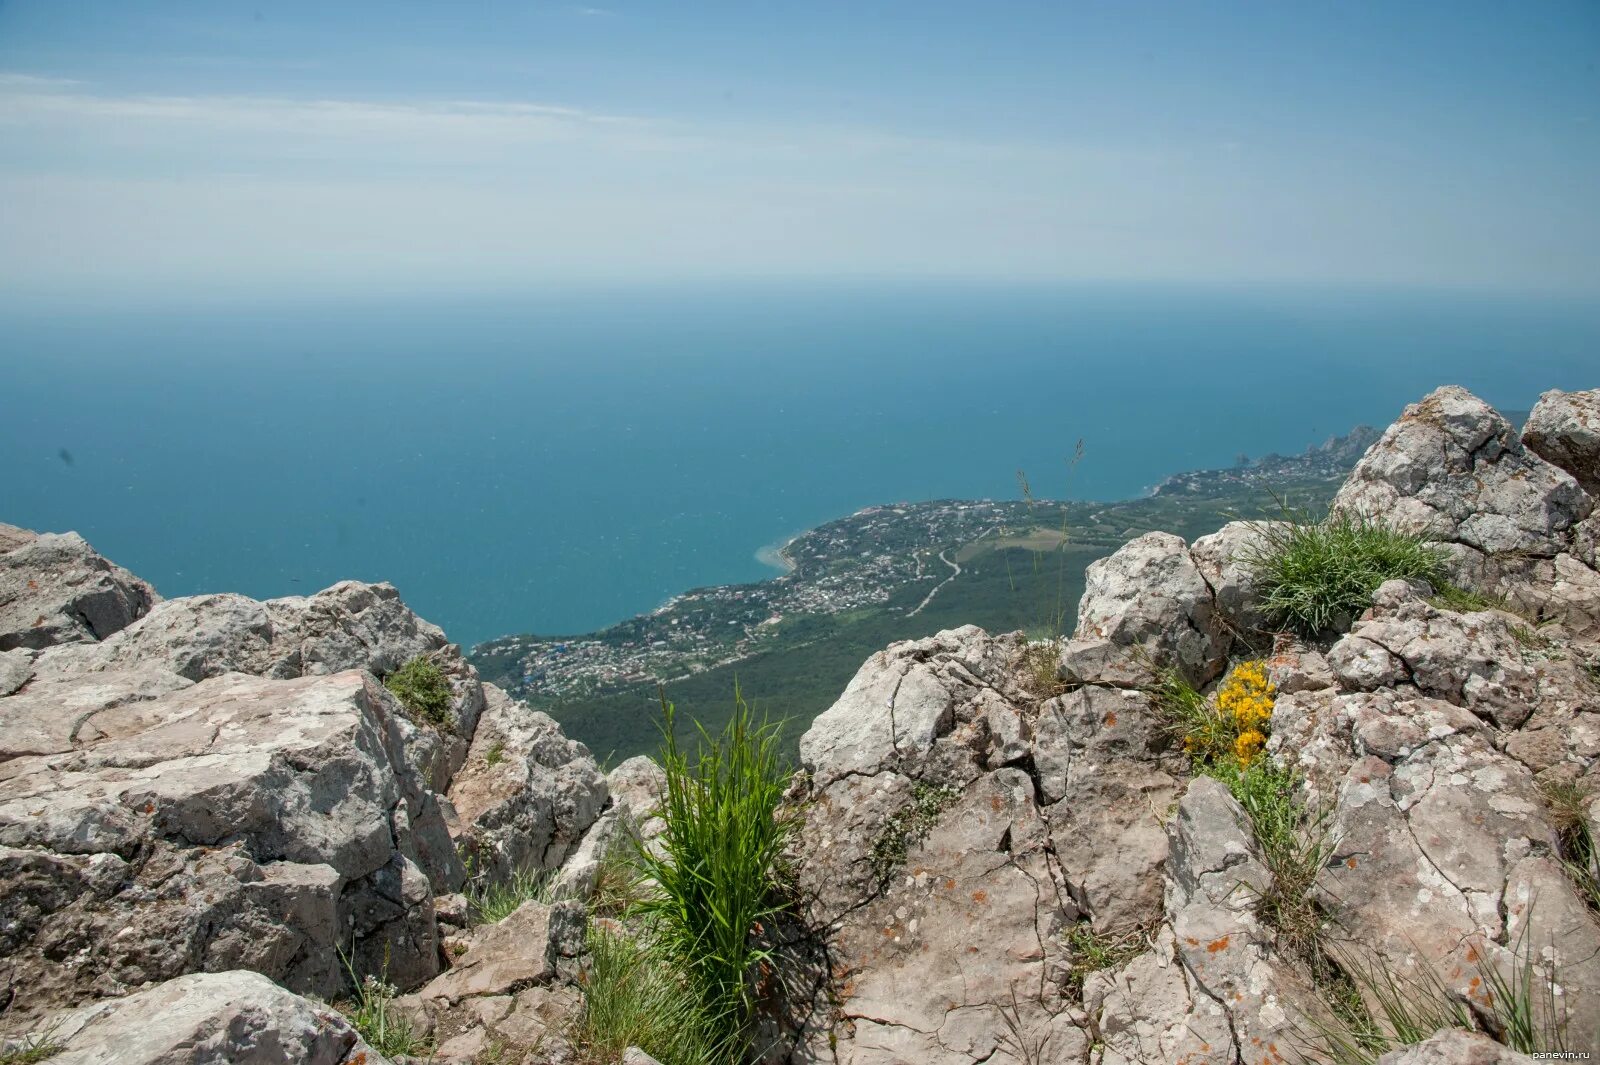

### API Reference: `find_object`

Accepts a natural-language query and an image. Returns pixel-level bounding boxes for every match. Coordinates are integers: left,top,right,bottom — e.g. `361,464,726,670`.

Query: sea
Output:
3,282,1597,649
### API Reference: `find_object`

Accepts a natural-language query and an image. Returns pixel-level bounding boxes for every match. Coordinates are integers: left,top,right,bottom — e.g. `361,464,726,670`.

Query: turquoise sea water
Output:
3,283,1597,648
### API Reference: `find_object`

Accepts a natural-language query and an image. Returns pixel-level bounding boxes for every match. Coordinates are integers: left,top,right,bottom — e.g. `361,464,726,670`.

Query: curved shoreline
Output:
755,534,802,574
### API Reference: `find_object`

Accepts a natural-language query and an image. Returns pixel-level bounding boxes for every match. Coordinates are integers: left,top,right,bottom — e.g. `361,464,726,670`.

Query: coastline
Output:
755,535,801,574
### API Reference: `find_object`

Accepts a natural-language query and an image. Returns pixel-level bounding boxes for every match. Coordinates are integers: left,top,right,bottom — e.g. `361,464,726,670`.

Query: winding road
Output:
906,548,962,617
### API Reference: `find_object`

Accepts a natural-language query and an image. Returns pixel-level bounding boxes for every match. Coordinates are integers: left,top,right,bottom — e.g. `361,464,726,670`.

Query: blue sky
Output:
1,1,1597,301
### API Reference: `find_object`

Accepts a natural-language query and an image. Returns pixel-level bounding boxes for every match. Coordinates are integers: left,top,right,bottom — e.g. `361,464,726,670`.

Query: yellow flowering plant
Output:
1216,659,1275,767
1157,659,1276,770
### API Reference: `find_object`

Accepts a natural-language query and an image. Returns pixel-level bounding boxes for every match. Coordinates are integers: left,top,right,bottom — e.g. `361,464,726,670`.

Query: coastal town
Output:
471,497,1051,699
470,424,1381,703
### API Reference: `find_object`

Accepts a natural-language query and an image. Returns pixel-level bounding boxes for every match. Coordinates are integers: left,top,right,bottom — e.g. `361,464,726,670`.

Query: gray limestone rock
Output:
1333,385,1590,559
1523,387,1600,497
417,899,584,1005
446,683,606,883
0,671,447,1015
1057,531,1229,689
1190,519,1280,639
31,970,389,1064
0,529,158,652
1373,1029,1536,1065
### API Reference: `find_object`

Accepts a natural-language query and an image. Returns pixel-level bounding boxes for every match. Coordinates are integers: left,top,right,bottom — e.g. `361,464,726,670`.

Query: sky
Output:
1,1,1597,303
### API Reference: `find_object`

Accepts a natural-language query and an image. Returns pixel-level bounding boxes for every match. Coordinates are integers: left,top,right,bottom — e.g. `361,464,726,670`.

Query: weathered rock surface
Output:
0,670,447,1011
418,899,584,1004
1190,519,1278,639
392,899,587,1064
1057,531,1230,688
0,523,609,1059
1524,388,1600,497
1373,1028,1537,1065
0,528,158,651
33,970,389,1064
790,626,1190,1064
1335,385,1590,559
447,684,606,883
787,384,1600,1065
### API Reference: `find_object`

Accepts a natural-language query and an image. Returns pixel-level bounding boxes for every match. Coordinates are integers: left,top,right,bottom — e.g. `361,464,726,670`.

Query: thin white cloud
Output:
0,71,82,89
0,76,635,138
0,71,1594,299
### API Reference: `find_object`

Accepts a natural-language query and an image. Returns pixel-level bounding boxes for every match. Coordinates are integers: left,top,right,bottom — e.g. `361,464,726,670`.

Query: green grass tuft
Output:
1203,758,1336,964
1242,509,1447,635
1060,922,1150,999
384,654,455,731
338,952,430,1059
1427,582,1510,615
1539,776,1599,911
0,1036,64,1065
467,864,556,925
1303,927,1571,1063
574,923,724,1065
1151,668,1230,759
628,689,796,1056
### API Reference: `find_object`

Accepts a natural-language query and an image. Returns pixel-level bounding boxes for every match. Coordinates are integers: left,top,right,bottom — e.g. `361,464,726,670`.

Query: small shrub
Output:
629,690,796,1055
868,781,962,886
468,865,555,925
338,953,430,1059
485,739,505,767
384,655,455,731
1017,639,1068,698
574,923,723,1065
1155,660,1276,770
1242,509,1447,634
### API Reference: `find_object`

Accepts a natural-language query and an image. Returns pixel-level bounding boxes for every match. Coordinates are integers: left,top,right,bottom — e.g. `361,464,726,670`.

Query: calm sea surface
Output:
3,283,1596,647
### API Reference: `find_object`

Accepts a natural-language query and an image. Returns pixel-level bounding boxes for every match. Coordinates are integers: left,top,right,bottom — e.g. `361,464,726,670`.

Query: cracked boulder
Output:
24,972,390,1061
1083,776,1327,1065
0,526,158,652
1334,385,1590,559
1057,531,1230,689
1315,725,1599,1047
1034,684,1182,934
446,683,606,884
0,670,448,1019
1523,387,1600,497
1332,387,1597,631
16,969,390,1065
790,627,1096,1064
416,898,585,1005
799,626,1025,791
1327,580,1600,772
1162,777,1324,1065
1190,520,1280,640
